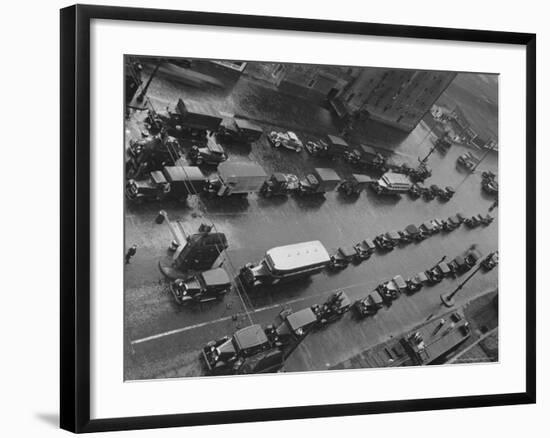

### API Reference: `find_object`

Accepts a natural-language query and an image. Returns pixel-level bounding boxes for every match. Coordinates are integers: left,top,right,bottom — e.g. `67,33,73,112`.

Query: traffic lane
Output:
127,222,497,372
124,188,497,344
126,261,496,380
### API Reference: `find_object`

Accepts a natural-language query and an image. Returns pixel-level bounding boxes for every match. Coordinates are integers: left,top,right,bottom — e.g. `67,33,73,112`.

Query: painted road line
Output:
131,280,373,346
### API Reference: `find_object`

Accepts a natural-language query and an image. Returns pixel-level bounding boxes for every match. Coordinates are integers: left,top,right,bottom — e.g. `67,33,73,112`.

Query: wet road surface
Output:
124,65,498,380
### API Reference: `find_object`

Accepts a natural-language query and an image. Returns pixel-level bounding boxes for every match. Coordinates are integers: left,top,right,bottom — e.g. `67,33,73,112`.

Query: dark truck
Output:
202,324,284,375
187,136,227,166
344,144,387,171
169,268,231,304
126,165,206,202
217,117,264,144
297,168,341,195
306,135,351,158
152,98,223,139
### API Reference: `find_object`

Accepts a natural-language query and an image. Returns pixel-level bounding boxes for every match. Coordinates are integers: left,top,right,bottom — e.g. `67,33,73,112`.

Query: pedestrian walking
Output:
125,244,137,264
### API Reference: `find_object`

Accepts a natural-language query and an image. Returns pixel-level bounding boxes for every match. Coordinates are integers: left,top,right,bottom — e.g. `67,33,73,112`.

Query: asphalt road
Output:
124,67,498,380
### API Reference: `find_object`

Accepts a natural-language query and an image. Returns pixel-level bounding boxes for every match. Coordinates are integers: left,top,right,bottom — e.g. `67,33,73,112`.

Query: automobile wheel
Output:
274,142,281,148
196,158,203,165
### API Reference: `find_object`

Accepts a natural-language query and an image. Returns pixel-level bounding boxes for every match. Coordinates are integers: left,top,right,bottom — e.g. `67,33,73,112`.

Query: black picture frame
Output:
60,4,536,433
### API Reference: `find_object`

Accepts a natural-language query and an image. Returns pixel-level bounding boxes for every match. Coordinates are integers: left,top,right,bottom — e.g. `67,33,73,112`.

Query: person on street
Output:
125,244,137,264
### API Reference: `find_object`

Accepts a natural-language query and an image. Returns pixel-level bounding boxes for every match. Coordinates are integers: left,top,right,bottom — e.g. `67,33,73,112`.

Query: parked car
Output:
187,137,227,166
406,272,428,293
268,130,303,152
354,239,376,259
169,268,231,304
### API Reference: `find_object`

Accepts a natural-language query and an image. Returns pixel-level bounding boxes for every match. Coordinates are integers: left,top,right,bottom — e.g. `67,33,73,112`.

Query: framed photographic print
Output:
60,4,536,433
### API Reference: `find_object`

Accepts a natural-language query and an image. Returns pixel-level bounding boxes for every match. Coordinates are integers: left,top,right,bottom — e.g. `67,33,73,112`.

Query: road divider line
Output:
131,280,374,346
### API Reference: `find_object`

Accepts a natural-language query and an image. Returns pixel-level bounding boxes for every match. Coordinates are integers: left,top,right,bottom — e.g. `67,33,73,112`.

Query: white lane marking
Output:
131,280,371,346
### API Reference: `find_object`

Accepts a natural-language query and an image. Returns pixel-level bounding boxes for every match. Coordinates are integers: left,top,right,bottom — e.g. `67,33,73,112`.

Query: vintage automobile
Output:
375,276,405,303
169,268,231,304
374,233,396,251
353,293,383,318
216,117,263,144
400,224,424,242
337,174,373,196
187,137,227,166
465,248,483,267
202,324,283,375
330,246,358,269
457,151,480,171
464,215,482,228
435,261,452,277
126,170,171,202
267,130,303,152
406,272,429,294
409,163,432,183
481,252,499,271
354,238,376,259
431,219,445,233
479,213,494,226
422,184,437,201
420,221,437,235
444,215,462,231
259,172,299,197
312,291,351,325
385,230,403,245
268,307,319,348
429,184,446,198
297,168,341,196
440,186,455,201
448,255,469,275
408,183,423,199
371,172,412,196
425,266,444,284
304,139,329,156
344,144,387,171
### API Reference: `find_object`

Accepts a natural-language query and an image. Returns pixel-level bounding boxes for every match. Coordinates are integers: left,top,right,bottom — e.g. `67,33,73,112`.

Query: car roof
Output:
327,135,349,147
233,325,268,351
201,268,230,286
286,308,318,331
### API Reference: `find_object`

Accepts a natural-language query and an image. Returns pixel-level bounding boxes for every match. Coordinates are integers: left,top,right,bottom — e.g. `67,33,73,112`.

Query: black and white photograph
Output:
124,58,499,380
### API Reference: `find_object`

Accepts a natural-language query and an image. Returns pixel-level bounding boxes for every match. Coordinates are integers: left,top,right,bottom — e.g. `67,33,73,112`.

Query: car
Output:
202,324,279,375
267,130,303,152
400,224,425,242
385,230,403,244
312,291,351,325
479,213,494,226
376,279,401,303
374,234,396,251
481,252,499,271
187,137,227,166
465,248,483,268
464,215,482,228
304,139,329,156
429,184,445,197
169,268,231,304
435,262,452,277
408,183,423,199
259,173,299,197
440,186,455,201
353,294,382,318
420,221,436,235
406,272,428,293
330,246,358,269
354,238,376,260
425,267,443,284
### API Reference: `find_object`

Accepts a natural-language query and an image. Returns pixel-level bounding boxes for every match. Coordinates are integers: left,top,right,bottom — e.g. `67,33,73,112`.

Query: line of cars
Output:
329,212,493,269
201,290,351,375
353,248,498,318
